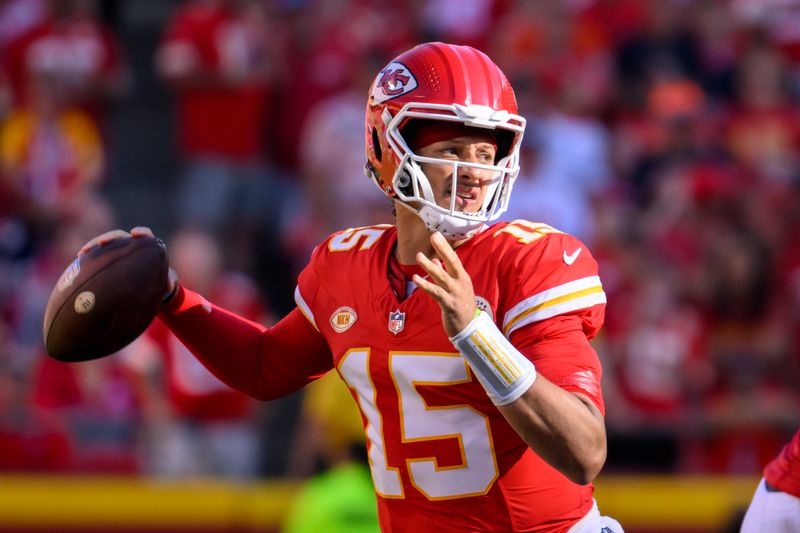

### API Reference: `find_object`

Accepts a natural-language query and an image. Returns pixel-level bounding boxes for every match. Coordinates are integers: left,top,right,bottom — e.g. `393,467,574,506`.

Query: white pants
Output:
567,500,624,533
740,478,800,533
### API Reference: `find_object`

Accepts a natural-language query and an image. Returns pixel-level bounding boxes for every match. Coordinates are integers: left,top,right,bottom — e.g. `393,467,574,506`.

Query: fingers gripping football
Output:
44,227,172,361
413,232,477,337
78,227,176,298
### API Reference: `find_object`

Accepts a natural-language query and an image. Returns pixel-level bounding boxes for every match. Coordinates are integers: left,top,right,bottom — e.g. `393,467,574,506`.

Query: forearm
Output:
449,310,606,484
158,285,333,400
498,379,606,485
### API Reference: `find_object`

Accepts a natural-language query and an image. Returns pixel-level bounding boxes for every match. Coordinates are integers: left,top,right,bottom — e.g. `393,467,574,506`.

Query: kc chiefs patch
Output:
371,62,418,103
388,309,406,335
330,306,357,333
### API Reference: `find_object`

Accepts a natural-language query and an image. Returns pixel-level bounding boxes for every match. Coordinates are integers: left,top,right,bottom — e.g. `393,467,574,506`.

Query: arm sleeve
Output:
157,285,334,401
501,232,607,413
511,315,605,415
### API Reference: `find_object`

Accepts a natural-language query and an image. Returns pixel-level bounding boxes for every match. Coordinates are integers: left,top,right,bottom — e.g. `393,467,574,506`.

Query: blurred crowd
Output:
0,0,798,484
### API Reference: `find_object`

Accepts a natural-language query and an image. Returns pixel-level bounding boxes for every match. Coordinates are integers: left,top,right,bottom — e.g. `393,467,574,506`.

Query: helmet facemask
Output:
385,103,526,239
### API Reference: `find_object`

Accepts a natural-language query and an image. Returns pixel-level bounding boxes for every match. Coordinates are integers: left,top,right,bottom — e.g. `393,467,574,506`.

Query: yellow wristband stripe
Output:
470,332,514,384
451,310,537,406
475,329,522,381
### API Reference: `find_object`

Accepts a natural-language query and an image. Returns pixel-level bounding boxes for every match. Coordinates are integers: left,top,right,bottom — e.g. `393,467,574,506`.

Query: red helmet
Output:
365,42,525,239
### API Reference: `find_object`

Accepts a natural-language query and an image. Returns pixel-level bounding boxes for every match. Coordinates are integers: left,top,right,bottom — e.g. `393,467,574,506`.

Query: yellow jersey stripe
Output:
504,286,605,336
503,276,602,328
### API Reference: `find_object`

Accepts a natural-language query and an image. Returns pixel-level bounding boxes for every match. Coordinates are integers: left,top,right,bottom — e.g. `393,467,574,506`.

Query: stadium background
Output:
0,0,798,531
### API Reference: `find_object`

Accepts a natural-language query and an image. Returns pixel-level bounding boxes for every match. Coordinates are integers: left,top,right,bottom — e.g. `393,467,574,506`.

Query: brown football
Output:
42,236,169,362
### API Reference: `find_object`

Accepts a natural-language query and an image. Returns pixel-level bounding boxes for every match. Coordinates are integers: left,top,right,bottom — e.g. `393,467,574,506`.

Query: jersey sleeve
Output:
294,244,324,332
500,232,607,412
158,285,333,401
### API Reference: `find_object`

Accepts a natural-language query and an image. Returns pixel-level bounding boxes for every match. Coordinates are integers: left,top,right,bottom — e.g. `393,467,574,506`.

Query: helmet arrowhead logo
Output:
372,63,417,103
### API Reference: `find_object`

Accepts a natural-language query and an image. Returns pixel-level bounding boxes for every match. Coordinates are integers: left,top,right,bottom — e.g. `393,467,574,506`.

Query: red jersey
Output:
765,429,800,498
294,221,606,533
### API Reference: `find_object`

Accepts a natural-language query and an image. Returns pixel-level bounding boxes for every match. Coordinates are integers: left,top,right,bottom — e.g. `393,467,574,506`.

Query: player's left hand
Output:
413,231,477,337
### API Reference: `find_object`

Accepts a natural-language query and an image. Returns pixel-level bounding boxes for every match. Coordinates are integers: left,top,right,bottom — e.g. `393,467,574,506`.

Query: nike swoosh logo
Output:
563,247,582,265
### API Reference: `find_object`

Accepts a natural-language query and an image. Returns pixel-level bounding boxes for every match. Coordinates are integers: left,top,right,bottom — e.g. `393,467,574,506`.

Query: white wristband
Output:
449,310,536,406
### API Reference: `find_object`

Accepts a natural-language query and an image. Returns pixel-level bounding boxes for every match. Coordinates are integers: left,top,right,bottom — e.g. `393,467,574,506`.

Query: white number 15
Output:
339,349,498,500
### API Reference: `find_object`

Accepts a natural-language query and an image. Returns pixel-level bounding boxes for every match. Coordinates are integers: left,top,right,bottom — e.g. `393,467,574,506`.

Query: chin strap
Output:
417,205,486,240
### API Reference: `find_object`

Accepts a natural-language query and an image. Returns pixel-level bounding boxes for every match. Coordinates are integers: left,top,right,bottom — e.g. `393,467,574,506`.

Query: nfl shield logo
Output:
388,309,405,335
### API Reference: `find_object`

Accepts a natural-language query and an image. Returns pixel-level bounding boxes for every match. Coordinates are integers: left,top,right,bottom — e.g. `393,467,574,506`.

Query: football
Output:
43,236,169,362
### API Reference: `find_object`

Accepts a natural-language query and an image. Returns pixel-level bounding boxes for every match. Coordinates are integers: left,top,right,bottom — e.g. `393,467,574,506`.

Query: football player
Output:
740,429,800,532
81,42,622,532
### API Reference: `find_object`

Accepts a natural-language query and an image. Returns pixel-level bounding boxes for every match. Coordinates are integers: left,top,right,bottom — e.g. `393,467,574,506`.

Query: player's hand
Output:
78,227,177,299
413,231,477,337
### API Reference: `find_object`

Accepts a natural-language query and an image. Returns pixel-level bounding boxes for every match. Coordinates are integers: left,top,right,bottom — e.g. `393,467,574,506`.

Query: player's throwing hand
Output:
413,231,477,337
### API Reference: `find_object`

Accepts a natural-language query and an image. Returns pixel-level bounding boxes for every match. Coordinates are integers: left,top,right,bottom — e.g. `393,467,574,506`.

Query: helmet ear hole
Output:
372,127,382,162
395,168,414,196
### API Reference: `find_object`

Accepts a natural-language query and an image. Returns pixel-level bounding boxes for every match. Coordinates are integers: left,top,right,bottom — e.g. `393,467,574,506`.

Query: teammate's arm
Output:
414,232,606,485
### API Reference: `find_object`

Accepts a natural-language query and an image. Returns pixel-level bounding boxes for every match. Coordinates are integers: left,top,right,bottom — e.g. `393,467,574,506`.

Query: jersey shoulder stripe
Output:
502,275,606,336
294,285,319,331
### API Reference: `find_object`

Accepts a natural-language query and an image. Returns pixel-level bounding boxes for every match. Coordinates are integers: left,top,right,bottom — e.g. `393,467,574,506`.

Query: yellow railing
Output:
0,474,760,531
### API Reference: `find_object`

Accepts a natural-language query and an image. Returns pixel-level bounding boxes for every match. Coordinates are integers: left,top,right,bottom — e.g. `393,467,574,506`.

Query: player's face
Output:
416,136,498,213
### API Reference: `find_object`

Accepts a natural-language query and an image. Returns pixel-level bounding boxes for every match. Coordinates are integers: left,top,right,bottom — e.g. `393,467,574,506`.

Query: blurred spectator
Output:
692,217,800,473
282,457,379,533
12,194,143,473
271,0,411,168
31,350,143,472
0,0,128,126
287,371,366,478
157,0,286,271
733,0,800,63
0,66,102,214
601,263,711,472
123,228,271,479
417,0,504,51
4,193,112,365
615,1,698,111
0,351,72,472
0,0,46,49
283,371,377,532
726,37,800,187
297,53,391,240
688,0,738,101
504,84,613,244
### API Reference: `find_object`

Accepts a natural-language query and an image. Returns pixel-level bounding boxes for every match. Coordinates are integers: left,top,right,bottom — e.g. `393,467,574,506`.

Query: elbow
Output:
564,444,607,486
567,458,604,486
